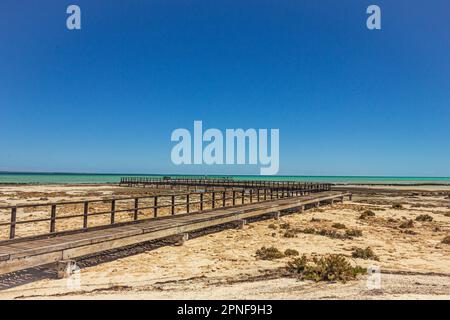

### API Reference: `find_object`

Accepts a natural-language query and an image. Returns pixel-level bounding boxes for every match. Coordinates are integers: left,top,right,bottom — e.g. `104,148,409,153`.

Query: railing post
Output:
50,204,56,233
110,200,116,224
186,194,190,213
154,196,158,217
242,190,245,204
212,192,215,209
134,198,139,220
257,189,260,202
9,207,17,239
250,189,253,203
83,201,89,228
200,193,203,211
171,195,175,215
222,191,226,207
232,190,236,206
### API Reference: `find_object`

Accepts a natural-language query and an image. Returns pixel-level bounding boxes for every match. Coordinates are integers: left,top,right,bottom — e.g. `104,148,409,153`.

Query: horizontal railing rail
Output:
120,176,332,191
0,182,329,241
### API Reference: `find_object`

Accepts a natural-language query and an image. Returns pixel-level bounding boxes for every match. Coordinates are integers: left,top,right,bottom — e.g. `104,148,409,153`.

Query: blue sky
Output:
0,0,449,176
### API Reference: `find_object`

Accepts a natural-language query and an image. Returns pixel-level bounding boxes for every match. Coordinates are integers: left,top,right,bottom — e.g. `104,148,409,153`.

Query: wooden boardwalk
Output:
0,191,350,276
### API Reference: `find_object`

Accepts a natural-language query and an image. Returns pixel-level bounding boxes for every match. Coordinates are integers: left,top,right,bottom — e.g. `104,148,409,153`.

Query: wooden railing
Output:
120,177,332,192
0,186,312,241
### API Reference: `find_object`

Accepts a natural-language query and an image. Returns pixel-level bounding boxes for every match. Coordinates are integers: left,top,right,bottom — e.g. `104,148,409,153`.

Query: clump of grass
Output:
442,236,450,244
310,217,322,222
415,214,433,222
286,254,365,283
284,249,299,256
283,230,296,238
399,219,414,229
392,203,403,209
444,213,450,217
317,229,348,239
345,229,363,238
268,224,277,230
351,247,379,260
332,223,346,229
402,229,418,235
359,210,375,219
255,246,285,260
302,227,316,234
280,223,291,229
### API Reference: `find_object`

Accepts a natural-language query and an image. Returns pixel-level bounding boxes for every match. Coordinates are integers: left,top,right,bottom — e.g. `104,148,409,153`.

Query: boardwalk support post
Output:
56,260,77,279
272,211,281,220
233,219,246,229
174,233,189,246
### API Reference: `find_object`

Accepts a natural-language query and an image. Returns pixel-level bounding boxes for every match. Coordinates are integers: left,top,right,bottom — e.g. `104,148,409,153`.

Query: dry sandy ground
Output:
0,184,449,299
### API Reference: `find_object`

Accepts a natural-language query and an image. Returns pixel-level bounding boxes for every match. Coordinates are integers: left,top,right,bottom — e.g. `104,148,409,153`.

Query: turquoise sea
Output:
0,172,449,185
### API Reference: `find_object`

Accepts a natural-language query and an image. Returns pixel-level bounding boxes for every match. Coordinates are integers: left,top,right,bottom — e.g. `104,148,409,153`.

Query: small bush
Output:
399,219,414,229
442,236,450,244
286,255,308,273
280,223,291,229
284,249,299,256
359,210,375,219
415,214,433,222
286,254,365,283
345,229,363,237
283,230,296,238
317,229,347,239
352,247,379,260
332,223,346,229
302,227,316,234
268,224,277,230
402,229,417,235
392,203,403,209
255,246,285,260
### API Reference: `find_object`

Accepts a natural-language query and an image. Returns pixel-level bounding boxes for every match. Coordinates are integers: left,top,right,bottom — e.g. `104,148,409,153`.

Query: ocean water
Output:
0,172,449,185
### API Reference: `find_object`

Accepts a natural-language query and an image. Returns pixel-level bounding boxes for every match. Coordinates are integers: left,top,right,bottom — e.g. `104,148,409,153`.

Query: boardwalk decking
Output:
0,191,350,275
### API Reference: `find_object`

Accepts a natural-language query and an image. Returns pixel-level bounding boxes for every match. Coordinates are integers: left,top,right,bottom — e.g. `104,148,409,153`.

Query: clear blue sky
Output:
1,0,449,176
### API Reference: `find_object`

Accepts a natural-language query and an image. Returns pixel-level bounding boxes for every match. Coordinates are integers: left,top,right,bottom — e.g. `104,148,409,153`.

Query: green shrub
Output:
415,214,433,222
442,236,450,244
351,247,379,260
283,230,296,238
280,223,291,229
286,254,365,283
302,227,316,234
284,249,299,256
345,229,363,237
399,219,414,229
317,229,347,239
332,223,346,229
255,246,285,260
392,203,403,209
359,210,375,219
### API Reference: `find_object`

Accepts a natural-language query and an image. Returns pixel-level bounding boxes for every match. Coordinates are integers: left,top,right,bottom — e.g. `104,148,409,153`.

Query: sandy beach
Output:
0,184,449,299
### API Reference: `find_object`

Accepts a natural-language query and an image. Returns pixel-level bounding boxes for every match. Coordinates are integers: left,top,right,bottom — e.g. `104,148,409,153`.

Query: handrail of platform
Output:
0,183,329,241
